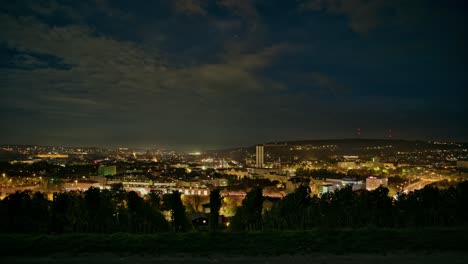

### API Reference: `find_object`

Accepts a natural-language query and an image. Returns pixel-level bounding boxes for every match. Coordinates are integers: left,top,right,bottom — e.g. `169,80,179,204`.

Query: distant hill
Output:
207,138,467,160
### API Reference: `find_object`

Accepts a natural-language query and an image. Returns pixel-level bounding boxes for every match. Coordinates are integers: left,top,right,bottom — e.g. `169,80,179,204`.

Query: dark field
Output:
1,228,467,262
4,253,468,264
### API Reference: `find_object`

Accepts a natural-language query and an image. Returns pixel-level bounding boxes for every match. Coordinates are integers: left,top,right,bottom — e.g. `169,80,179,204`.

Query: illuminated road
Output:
403,180,436,192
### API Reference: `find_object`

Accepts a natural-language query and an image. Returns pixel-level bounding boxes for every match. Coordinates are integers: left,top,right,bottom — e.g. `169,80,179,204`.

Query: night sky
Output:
1,0,467,150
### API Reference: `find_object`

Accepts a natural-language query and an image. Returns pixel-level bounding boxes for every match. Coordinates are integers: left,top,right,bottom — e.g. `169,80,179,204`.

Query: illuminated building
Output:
64,179,100,191
337,161,356,170
366,176,388,190
457,161,468,169
36,154,69,159
361,161,384,169
209,178,229,187
256,145,264,168
320,183,337,194
98,165,117,176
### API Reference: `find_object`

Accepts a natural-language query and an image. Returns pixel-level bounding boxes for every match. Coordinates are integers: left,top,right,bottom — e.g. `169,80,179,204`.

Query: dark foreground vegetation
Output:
1,182,468,233
232,181,468,230
5,254,468,264
1,228,468,257
258,181,468,230
1,183,468,260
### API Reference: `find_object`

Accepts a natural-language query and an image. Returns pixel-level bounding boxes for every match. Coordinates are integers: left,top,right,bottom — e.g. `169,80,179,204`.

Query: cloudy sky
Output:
0,0,467,149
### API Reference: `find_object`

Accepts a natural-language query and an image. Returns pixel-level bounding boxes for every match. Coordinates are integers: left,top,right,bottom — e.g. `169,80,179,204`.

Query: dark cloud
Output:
308,72,345,96
174,0,207,16
0,0,466,148
218,0,258,19
301,0,390,33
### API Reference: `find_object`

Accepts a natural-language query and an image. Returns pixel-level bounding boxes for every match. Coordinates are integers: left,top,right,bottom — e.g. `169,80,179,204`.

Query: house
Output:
190,212,209,230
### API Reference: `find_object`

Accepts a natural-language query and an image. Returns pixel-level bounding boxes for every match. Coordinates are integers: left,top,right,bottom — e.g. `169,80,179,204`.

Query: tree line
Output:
230,181,468,231
0,185,195,233
1,181,468,233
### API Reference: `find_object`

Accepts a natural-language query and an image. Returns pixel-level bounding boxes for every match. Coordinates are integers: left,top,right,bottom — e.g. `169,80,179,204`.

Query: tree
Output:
265,185,311,230
209,189,221,231
231,187,263,231
163,191,191,232
127,191,146,232
84,187,101,232
182,195,208,213
146,190,162,210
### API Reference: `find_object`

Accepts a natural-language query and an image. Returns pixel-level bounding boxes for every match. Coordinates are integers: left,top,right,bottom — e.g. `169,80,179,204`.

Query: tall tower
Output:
256,145,264,168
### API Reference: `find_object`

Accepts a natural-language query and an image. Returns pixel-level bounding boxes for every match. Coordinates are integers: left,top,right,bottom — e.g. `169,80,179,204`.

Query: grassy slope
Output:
4,254,468,264
1,228,467,257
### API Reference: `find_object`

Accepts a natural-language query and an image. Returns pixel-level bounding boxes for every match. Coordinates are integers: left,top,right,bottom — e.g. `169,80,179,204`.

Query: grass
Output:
1,228,468,257
4,254,468,264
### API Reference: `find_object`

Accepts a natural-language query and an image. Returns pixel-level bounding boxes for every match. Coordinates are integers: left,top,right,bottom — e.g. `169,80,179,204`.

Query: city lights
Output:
0,0,466,261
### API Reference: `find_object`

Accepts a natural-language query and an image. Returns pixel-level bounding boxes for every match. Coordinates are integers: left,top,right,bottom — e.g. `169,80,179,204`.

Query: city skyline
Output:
2,136,468,153
1,1,467,149
1,2,468,262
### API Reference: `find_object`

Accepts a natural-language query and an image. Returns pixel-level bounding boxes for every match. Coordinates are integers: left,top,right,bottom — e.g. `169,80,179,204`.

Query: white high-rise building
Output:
256,145,264,168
